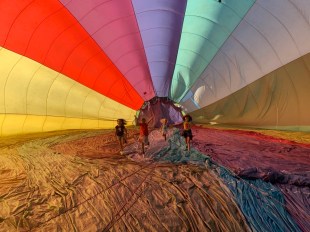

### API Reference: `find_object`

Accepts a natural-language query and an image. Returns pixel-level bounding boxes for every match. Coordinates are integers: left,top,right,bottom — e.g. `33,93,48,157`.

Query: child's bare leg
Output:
118,138,122,151
187,137,190,151
121,137,124,151
141,142,145,154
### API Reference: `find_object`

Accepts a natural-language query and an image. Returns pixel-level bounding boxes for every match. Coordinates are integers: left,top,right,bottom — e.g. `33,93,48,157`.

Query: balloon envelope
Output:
0,0,309,133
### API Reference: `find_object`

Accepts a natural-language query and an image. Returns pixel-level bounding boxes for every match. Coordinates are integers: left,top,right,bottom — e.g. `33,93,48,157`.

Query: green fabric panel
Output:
170,0,255,102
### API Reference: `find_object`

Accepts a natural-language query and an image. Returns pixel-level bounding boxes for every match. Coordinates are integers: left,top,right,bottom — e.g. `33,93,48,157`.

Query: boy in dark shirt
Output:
115,119,127,154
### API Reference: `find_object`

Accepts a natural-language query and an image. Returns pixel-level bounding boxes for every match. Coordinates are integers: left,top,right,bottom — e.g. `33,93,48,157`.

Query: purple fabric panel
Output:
161,101,183,125
60,0,155,101
237,170,310,231
192,128,310,232
279,185,310,232
132,0,187,97
138,98,183,128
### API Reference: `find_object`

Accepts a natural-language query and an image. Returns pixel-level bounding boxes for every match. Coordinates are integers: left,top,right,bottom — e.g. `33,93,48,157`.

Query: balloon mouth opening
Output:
137,97,184,128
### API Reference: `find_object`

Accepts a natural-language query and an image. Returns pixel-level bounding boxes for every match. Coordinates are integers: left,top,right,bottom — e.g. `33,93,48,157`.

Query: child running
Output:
160,118,168,141
115,119,127,154
182,114,193,151
135,116,153,155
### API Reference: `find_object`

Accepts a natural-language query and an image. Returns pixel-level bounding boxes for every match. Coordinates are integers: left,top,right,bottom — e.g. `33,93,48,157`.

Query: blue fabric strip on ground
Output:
152,129,302,232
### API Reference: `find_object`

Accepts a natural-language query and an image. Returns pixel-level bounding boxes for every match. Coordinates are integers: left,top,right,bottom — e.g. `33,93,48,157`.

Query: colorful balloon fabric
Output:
0,0,309,231
1,0,310,135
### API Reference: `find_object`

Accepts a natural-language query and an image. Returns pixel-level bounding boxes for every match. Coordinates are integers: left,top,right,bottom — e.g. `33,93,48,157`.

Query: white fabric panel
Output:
184,0,310,112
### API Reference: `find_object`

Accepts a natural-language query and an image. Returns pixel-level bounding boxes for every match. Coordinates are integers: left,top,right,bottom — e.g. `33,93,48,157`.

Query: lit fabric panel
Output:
188,53,310,130
0,47,136,136
132,0,187,97
0,114,125,136
184,0,310,128
60,0,155,101
0,0,143,110
170,0,255,102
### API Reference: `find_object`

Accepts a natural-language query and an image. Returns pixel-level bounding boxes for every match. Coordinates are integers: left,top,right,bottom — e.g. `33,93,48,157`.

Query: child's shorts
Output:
182,129,193,140
139,135,149,145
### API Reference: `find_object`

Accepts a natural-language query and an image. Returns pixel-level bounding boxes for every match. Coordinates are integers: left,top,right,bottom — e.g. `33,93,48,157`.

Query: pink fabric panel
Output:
60,0,155,101
192,127,310,231
192,128,310,173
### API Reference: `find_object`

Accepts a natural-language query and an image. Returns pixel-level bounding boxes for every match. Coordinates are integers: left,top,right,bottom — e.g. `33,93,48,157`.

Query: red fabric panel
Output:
0,0,143,110
60,0,156,101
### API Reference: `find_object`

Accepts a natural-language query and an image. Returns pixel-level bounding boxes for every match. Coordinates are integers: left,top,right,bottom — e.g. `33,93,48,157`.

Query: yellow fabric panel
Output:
191,53,310,131
62,117,90,130
80,118,103,129
0,47,136,136
23,115,47,133
43,116,67,132
1,114,27,135
0,114,132,136
0,48,22,112
27,64,60,115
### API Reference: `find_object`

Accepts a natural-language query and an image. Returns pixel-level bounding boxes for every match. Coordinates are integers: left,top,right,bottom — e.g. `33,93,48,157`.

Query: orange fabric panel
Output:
0,0,143,110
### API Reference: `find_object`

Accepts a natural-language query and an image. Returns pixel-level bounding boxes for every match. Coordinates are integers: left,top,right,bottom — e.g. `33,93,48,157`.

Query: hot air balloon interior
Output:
0,0,309,231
